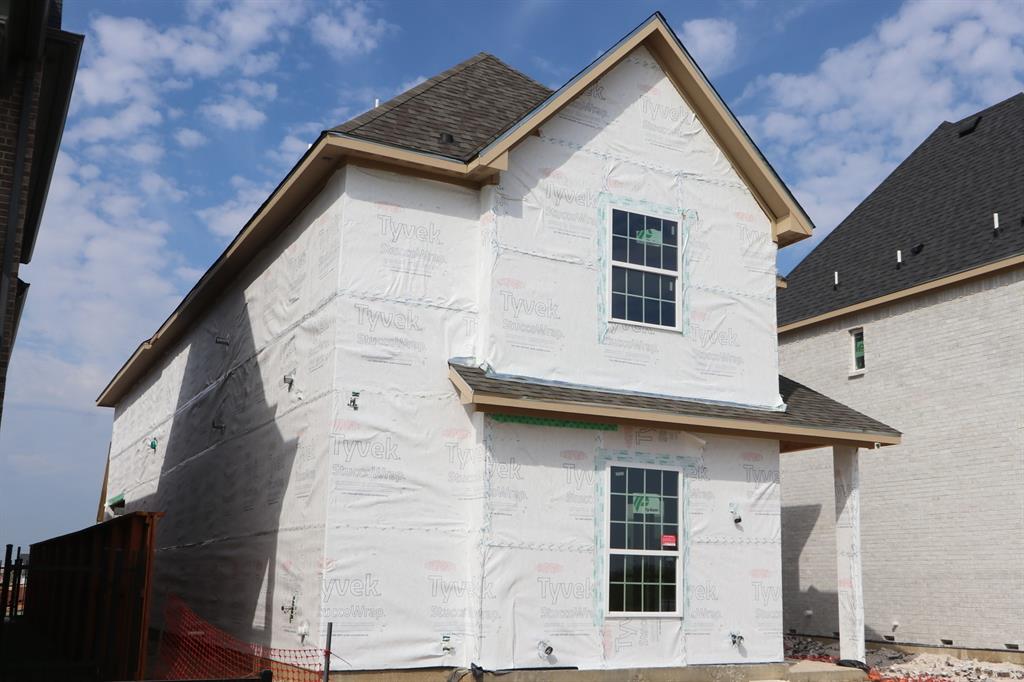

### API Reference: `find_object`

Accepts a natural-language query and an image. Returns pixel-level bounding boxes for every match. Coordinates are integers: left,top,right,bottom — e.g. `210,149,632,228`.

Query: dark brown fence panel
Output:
1,512,160,681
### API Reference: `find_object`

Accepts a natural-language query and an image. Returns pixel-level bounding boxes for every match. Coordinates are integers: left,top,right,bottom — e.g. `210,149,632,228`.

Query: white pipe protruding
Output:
897,250,902,265
993,212,1000,230
374,98,380,109
834,271,839,286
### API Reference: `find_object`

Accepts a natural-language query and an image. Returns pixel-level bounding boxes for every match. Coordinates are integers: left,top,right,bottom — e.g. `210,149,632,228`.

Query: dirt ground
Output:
785,636,1024,682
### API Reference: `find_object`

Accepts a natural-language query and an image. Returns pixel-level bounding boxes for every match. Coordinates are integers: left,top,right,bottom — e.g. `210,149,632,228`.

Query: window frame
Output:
850,327,866,375
604,460,683,619
606,207,683,332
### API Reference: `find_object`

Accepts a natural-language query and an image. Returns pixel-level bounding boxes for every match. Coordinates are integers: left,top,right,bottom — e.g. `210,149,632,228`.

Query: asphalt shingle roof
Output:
779,93,1024,327
450,362,900,440
331,53,553,163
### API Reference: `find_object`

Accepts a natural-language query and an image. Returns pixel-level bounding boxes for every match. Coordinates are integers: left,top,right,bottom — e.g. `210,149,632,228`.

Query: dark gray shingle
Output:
779,93,1024,326
451,362,900,440
331,53,552,163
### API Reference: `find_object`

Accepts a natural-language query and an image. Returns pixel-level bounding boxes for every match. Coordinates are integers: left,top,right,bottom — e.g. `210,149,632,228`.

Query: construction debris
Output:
786,637,1024,682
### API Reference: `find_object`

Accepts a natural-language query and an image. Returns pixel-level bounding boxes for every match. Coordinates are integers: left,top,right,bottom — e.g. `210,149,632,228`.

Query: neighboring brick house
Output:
97,14,899,674
778,94,1024,652
0,0,82,423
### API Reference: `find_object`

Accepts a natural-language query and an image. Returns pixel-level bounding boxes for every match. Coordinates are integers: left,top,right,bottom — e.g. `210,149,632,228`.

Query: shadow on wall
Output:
782,504,838,636
781,504,890,645
130,275,299,651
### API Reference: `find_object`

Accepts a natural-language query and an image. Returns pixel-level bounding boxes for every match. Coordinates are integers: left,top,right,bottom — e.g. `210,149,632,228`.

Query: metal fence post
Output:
322,621,333,682
0,544,10,650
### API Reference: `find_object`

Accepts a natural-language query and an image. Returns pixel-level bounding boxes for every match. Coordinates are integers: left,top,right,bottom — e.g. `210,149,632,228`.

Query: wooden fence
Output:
0,512,161,681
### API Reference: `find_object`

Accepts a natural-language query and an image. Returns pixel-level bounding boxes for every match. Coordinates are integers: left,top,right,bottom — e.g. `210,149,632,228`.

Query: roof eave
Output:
473,13,815,248
449,366,900,451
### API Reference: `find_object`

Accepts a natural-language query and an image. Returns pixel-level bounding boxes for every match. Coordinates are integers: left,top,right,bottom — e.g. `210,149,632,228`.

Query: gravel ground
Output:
785,636,1024,682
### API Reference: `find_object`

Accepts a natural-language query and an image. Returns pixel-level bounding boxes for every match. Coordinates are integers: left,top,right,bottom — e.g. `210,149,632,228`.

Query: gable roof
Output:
779,93,1024,330
331,53,552,163
97,12,812,408
449,362,900,451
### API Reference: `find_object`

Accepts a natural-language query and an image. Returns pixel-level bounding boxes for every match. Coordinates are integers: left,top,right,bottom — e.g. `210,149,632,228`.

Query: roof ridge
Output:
945,91,1024,126
335,52,493,136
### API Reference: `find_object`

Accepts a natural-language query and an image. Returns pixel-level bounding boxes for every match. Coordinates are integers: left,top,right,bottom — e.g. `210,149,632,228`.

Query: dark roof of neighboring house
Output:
449,362,901,444
779,93,1024,327
331,52,553,163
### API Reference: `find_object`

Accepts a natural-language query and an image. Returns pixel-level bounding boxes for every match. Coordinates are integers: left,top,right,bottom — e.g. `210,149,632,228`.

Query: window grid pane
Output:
608,553,678,613
611,266,676,328
611,209,679,272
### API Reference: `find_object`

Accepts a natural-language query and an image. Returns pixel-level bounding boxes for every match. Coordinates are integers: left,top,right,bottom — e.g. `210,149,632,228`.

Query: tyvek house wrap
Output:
107,172,345,645
105,44,783,671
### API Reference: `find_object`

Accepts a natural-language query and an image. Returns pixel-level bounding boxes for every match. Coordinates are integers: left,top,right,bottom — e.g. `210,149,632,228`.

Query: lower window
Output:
607,465,681,614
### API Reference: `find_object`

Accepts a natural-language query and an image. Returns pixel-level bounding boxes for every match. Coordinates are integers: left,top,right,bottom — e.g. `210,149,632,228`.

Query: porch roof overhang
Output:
449,362,900,453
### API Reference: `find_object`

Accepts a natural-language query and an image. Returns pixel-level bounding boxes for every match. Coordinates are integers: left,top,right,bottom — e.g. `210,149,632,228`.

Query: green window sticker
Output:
630,493,662,517
636,228,663,244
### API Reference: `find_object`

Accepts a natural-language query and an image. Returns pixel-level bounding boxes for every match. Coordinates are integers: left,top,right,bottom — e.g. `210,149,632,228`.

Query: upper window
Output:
607,465,681,615
609,209,680,330
851,328,865,372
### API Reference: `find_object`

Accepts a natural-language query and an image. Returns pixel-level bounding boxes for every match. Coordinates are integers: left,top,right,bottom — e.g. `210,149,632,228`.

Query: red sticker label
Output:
661,534,677,547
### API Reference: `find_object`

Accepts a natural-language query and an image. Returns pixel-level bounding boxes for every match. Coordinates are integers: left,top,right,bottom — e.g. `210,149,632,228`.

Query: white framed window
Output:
850,327,865,373
606,463,682,617
608,208,681,330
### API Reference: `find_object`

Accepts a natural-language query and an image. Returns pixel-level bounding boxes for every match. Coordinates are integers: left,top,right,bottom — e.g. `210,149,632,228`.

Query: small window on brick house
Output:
851,328,865,372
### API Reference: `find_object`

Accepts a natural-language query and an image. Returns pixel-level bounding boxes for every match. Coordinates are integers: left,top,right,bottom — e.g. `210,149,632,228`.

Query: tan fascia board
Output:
776,275,788,289
449,370,900,449
473,15,814,249
327,135,508,179
779,253,1024,334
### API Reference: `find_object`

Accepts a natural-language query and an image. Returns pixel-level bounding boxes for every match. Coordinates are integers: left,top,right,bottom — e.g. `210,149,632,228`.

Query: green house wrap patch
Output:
489,413,619,431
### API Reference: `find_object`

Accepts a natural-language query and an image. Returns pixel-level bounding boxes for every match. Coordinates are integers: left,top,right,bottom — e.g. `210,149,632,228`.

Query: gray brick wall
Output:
778,266,1024,651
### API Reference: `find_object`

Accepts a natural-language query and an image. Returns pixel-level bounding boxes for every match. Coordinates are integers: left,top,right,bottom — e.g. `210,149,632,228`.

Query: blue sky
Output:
2,0,1023,549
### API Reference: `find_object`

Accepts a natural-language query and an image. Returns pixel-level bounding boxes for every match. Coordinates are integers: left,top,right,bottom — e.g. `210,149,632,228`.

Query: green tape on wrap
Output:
490,413,618,431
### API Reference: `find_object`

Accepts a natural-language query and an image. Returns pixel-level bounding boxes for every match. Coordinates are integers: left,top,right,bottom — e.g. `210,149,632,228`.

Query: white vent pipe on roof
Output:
374,98,380,109
993,212,1000,230
833,271,839,287
897,250,902,265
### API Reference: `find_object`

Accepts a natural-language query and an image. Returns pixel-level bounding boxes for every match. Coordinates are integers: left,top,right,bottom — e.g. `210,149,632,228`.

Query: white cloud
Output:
312,1,396,60
740,0,1024,263
196,175,274,238
8,153,188,411
140,171,187,202
397,75,427,92
201,95,267,129
268,133,311,167
174,127,207,148
235,78,278,100
680,18,739,78
240,52,280,76
66,102,163,143
69,3,309,144
124,140,165,164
